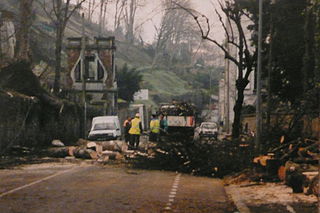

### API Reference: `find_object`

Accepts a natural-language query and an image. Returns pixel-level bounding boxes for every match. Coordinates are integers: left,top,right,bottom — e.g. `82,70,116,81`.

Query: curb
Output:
225,185,251,213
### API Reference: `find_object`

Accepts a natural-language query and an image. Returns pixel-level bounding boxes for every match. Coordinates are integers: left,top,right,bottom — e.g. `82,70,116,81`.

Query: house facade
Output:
66,36,117,115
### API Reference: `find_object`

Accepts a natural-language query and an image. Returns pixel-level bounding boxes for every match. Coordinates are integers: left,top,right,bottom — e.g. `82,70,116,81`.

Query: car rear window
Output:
93,123,115,130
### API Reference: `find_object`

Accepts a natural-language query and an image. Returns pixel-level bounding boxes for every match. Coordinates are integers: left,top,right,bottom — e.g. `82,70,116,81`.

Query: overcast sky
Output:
138,0,224,44
79,0,224,44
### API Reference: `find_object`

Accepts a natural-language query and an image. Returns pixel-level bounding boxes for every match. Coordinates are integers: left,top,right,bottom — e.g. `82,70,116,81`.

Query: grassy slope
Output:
141,69,192,97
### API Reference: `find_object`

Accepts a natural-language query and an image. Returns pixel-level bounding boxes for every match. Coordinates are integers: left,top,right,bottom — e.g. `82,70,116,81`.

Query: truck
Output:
158,102,197,137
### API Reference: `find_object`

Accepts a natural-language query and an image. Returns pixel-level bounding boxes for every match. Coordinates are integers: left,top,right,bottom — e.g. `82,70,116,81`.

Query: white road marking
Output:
164,173,181,211
0,166,78,199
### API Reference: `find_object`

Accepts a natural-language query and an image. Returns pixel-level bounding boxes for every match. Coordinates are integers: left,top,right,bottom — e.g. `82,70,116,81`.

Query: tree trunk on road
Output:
74,147,98,159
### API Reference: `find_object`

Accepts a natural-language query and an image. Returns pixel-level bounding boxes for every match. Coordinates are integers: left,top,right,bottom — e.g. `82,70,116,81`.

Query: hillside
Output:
0,0,223,107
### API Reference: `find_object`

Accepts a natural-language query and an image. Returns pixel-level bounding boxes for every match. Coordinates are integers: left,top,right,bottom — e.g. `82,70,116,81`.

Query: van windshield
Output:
93,123,116,130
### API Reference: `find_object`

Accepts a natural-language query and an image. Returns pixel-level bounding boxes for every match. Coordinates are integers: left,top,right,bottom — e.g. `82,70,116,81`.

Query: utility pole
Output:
255,0,263,154
0,12,2,66
81,13,87,139
226,43,230,134
209,68,212,120
267,0,276,131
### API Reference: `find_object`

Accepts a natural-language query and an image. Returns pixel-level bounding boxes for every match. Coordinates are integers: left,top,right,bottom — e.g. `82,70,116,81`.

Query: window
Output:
85,56,96,81
74,61,81,81
97,60,104,80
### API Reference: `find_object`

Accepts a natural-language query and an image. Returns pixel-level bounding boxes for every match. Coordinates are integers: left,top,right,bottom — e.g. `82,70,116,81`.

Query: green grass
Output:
141,69,192,97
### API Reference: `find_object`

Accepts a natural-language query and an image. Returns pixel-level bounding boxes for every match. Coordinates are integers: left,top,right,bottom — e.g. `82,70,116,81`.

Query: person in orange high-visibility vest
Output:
123,116,132,144
129,113,142,150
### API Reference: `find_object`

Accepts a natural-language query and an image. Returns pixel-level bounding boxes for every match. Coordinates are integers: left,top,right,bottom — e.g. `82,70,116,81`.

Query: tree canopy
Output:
117,63,142,102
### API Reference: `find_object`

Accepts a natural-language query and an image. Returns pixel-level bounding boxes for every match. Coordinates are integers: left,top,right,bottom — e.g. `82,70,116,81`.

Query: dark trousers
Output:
130,134,140,149
149,132,159,142
124,133,130,143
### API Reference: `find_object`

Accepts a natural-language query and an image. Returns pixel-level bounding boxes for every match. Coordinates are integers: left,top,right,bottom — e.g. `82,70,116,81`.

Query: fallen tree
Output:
0,61,63,108
131,133,254,177
0,61,83,152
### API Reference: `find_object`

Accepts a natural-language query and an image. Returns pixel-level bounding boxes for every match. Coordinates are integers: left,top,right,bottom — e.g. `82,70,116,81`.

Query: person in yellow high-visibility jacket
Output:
149,114,160,142
129,113,142,149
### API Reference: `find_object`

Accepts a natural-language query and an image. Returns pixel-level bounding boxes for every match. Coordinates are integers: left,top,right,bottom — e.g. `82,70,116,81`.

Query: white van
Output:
88,116,121,141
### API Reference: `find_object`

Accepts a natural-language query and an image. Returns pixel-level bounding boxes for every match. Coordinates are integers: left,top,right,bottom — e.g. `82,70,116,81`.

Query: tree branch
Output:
65,0,87,24
172,1,239,67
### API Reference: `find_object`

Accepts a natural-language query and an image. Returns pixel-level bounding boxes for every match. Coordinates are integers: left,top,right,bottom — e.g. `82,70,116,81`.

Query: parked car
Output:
198,122,218,139
88,116,121,141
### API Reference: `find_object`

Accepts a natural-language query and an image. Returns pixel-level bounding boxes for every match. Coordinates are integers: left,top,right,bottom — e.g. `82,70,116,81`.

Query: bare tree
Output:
101,0,108,33
123,0,144,43
174,0,257,138
15,0,34,62
98,0,111,34
152,0,198,67
114,0,126,32
37,0,87,94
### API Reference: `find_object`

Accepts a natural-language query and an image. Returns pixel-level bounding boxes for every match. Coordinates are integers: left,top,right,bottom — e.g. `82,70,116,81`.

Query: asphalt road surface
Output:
0,162,236,213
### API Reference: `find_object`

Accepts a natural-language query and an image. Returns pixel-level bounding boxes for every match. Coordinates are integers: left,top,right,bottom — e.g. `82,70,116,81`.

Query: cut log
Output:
101,150,122,160
68,146,76,156
73,148,98,159
306,174,319,196
86,142,103,155
51,139,65,147
253,155,273,167
47,147,70,158
284,161,306,193
97,155,109,163
278,165,286,181
76,138,88,146
266,159,281,176
97,140,124,152
87,142,96,149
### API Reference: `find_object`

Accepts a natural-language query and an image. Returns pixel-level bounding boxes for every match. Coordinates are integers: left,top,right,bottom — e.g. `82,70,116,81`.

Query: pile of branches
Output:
254,137,319,194
158,102,196,116
268,137,319,165
133,133,254,177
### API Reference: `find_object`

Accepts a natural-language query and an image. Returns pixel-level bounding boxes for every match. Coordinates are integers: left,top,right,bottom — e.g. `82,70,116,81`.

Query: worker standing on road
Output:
159,114,168,135
149,114,160,142
129,113,142,150
123,116,132,144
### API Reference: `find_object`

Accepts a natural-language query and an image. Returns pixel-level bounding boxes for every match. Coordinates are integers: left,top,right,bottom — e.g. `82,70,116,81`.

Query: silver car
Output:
198,122,218,139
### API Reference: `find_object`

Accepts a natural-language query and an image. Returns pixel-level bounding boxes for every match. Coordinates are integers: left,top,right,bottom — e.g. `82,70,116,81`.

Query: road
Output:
0,162,236,213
